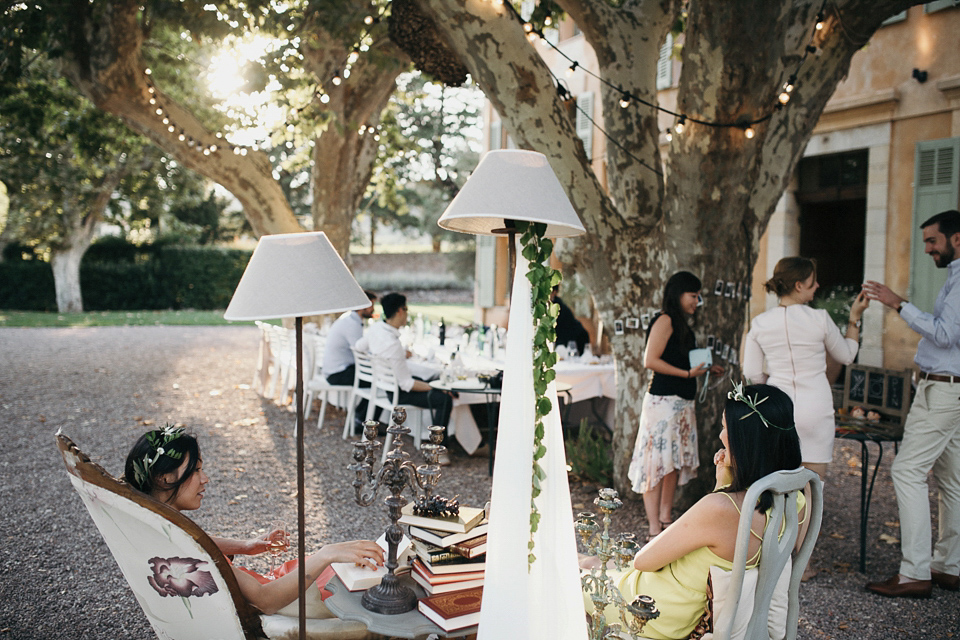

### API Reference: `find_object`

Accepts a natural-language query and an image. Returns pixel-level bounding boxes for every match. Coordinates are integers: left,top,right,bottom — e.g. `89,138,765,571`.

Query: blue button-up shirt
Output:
900,258,960,376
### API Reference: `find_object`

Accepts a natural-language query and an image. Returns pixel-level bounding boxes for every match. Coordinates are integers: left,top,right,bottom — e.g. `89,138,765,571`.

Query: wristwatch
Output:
897,301,906,313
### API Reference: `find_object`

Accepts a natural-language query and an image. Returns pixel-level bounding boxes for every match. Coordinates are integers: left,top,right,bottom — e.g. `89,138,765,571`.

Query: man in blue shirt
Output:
863,209,960,598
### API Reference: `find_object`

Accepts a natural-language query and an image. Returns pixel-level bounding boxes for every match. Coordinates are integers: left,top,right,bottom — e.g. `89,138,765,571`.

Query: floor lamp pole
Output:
295,316,306,640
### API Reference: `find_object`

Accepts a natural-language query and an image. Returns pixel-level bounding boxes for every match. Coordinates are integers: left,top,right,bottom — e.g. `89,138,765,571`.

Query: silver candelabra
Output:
577,488,660,639
348,408,447,614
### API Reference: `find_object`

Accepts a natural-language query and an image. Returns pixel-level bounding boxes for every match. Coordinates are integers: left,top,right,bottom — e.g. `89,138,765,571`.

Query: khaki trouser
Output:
891,378,960,580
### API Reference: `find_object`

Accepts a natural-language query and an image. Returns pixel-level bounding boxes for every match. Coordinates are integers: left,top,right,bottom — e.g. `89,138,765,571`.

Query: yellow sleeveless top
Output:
584,492,806,640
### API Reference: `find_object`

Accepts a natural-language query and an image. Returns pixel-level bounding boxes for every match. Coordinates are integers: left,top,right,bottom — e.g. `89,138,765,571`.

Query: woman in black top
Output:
627,271,723,540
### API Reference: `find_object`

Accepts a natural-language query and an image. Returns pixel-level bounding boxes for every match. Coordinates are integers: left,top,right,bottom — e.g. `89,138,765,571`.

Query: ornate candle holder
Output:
577,488,660,639
348,408,448,614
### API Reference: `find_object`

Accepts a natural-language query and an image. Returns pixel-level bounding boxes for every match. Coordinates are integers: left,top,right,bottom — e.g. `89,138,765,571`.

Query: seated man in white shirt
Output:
324,290,377,424
355,292,454,439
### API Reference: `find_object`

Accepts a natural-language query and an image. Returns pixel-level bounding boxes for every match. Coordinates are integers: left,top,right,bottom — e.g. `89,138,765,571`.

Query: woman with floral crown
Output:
583,384,810,640
125,425,383,616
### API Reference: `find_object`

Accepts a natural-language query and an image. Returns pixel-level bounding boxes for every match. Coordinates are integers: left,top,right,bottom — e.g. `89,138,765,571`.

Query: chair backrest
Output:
351,347,375,387
371,357,401,404
714,467,823,640
56,433,265,640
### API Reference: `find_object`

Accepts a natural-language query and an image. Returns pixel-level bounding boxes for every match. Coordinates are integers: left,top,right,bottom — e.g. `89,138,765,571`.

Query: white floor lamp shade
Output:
224,231,370,322
437,150,586,237
224,231,369,640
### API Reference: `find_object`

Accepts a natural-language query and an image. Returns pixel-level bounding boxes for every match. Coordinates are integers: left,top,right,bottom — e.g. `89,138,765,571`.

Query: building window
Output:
575,92,594,159
910,138,959,311
656,34,674,90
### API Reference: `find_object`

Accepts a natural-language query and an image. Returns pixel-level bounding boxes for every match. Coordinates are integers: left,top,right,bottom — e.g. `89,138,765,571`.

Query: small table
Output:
430,380,502,475
834,421,903,572
324,575,477,639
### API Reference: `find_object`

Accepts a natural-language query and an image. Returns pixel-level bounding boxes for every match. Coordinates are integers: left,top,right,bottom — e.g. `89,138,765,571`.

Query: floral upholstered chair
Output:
56,432,379,640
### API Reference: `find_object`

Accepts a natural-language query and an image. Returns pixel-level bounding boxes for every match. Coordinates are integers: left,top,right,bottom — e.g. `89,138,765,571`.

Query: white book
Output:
408,522,489,548
331,534,412,592
398,503,485,534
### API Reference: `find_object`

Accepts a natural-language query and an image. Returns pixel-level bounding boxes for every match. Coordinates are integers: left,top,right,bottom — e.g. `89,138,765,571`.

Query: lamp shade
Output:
224,232,369,321
437,150,585,238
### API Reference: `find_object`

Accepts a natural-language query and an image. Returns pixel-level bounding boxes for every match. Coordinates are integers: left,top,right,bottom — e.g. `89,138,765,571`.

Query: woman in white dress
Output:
743,257,868,477
743,257,867,578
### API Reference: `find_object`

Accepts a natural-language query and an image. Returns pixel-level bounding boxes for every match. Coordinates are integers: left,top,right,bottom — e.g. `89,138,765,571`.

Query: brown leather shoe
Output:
931,569,960,591
865,574,932,599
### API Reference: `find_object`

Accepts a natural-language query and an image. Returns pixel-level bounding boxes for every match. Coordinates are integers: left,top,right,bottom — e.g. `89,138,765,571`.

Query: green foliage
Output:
811,285,859,331
0,245,251,311
565,419,614,487
516,220,562,567
0,309,239,327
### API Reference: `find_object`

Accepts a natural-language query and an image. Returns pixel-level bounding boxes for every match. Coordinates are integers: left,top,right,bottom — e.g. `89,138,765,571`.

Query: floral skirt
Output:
628,392,699,494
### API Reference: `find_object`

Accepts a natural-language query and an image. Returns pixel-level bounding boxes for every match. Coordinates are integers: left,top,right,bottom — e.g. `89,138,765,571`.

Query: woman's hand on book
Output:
318,540,384,570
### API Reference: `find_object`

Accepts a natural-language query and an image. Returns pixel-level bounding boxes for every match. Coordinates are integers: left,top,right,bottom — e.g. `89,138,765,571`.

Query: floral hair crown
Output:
727,381,791,431
132,424,186,487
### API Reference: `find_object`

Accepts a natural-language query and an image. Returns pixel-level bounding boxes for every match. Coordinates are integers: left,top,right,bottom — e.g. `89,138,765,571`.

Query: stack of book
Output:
399,502,487,632
331,534,413,592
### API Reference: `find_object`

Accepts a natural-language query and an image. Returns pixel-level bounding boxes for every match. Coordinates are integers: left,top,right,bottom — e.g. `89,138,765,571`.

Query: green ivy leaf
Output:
538,397,552,415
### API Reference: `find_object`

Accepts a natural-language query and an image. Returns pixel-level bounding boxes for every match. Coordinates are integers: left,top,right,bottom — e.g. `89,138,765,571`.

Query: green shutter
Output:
910,138,960,311
476,235,497,308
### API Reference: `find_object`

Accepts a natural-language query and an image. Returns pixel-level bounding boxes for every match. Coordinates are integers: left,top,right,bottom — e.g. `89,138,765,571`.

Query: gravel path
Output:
0,326,956,639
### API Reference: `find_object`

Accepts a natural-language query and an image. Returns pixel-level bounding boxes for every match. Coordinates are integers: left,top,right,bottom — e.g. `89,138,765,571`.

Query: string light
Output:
507,0,829,163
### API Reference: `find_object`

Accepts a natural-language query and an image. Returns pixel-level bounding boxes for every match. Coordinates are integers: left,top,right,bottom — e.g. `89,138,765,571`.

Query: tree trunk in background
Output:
51,244,87,313
413,0,918,501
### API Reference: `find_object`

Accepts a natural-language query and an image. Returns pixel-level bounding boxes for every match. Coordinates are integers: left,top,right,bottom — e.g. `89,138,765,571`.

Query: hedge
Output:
0,246,252,311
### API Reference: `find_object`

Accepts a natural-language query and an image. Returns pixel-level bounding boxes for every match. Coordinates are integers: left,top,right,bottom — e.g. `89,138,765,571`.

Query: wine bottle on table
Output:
439,317,446,346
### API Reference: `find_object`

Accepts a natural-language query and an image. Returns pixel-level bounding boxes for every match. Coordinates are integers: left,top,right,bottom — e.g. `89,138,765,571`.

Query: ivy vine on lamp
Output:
224,232,370,640
437,149,588,640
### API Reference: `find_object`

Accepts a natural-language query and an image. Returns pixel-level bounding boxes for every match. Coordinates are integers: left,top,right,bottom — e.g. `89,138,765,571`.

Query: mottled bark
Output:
412,0,921,501
300,23,407,257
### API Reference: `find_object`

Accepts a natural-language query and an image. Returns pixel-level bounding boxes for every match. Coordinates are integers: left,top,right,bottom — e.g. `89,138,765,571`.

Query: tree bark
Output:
412,0,921,501
300,20,408,257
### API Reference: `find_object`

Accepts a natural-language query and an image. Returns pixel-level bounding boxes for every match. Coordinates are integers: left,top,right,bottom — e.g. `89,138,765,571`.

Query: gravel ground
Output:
0,326,957,639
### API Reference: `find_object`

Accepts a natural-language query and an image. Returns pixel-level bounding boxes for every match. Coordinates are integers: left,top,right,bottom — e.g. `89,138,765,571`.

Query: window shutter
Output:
925,0,959,14
881,10,907,25
910,138,960,311
575,92,594,159
489,119,502,151
476,236,497,308
656,34,674,90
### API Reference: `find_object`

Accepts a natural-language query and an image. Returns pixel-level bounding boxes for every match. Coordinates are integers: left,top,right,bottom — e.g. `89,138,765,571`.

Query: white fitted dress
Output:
743,304,859,463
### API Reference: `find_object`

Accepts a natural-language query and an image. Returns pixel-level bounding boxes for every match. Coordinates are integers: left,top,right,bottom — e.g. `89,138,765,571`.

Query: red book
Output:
418,586,483,631
451,534,487,559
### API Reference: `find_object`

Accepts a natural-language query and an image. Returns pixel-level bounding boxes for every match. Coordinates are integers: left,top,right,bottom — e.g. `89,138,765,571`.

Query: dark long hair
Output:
661,271,701,349
124,429,201,504
723,384,802,512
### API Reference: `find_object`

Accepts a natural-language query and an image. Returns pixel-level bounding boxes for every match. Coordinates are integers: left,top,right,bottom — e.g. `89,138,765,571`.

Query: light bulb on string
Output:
526,31,539,44
155,107,163,116
544,16,552,26
320,93,330,104
148,97,156,105
744,126,755,139
523,22,533,33
566,62,578,77
332,73,342,86
665,129,673,142
778,91,791,105
674,116,686,134
619,93,631,108
178,131,186,141
364,15,374,25
167,125,175,133
815,12,824,30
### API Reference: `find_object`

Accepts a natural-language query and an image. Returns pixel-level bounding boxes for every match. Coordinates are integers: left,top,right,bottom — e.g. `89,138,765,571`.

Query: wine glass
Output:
266,520,289,578
567,340,579,359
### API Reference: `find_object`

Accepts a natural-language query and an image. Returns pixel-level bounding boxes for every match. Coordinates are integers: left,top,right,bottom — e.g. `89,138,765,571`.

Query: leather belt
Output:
918,371,960,384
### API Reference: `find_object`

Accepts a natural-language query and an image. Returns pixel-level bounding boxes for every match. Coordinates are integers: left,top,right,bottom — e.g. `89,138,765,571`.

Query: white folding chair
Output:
708,467,824,640
368,356,430,462
56,433,379,640
343,348,376,439
303,337,353,429
252,321,272,396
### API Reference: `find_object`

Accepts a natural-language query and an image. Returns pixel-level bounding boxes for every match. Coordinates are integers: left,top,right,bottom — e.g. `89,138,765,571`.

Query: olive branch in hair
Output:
132,424,185,487
727,381,792,431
